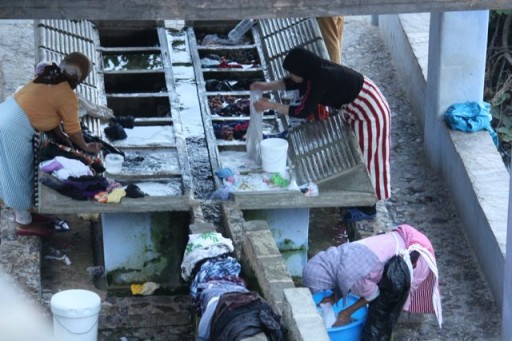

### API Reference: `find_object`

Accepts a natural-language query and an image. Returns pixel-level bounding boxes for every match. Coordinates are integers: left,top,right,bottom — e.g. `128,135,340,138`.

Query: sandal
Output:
342,206,377,222
52,218,70,232
16,224,54,238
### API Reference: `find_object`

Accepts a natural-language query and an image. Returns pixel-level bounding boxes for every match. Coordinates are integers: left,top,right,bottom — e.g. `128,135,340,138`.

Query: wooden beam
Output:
0,0,509,20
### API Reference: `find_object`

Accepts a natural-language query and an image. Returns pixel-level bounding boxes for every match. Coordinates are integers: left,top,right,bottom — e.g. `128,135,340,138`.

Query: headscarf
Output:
283,47,328,80
34,52,92,89
302,242,380,297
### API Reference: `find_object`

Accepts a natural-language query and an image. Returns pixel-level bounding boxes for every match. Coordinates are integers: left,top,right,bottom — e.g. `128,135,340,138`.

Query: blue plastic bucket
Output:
313,290,367,341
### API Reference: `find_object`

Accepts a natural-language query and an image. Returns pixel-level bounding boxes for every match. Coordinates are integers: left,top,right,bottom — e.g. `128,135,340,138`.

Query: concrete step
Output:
99,295,193,341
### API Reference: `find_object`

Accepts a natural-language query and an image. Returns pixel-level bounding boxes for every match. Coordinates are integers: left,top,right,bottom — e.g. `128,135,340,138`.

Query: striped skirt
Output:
0,97,35,210
342,77,391,200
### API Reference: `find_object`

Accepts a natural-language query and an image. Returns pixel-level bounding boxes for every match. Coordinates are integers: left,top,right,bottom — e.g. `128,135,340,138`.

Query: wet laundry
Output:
112,115,135,129
213,121,249,141
81,123,125,157
181,232,285,341
181,232,235,280
104,121,128,141
189,256,241,300
210,291,285,341
125,184,147,198
196,279,248,312
209,96,251,117
205,79,260,92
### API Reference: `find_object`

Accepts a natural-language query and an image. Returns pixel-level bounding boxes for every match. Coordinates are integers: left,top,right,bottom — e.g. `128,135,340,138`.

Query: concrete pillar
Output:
424,10,489,170
503,177,512,340
371,15,379,26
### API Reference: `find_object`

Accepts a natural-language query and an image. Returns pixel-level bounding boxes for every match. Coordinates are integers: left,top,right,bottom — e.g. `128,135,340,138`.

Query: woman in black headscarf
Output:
251,48,391,220
0,52,101,237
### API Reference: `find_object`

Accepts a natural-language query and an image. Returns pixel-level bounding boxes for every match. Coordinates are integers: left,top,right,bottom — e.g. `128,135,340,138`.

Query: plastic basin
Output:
313,290,367,341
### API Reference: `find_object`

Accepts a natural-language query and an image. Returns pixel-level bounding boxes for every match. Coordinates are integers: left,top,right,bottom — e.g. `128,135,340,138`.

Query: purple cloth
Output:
302,242,380,297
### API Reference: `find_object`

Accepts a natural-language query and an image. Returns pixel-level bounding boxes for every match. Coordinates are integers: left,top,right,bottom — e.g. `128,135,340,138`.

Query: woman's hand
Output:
254,97,274,112
85,142,102,154
250,81,269,91
318,294,335,306
333,309,352,327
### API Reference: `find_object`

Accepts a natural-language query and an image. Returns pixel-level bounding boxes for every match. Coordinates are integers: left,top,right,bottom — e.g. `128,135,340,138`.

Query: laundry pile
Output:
200,34,252,46
201,54,260,69
181,232,285,340
209,96,250,117
213,120,285,142
38,141,146,203
205,79,260,92
213,121,249,141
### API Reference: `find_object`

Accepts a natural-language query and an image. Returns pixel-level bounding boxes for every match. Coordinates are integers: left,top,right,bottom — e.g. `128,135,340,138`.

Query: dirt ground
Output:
41,214,105,303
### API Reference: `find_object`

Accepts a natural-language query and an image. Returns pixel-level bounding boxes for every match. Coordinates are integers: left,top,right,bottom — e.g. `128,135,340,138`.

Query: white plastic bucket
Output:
51,289,101,341
260,138,289,173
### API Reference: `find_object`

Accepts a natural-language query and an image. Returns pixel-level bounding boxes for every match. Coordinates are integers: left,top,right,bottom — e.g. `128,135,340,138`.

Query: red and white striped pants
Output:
343,77,391,200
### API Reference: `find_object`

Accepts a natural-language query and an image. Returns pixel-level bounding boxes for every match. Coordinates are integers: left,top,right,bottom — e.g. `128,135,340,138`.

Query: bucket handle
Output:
54,316,98,335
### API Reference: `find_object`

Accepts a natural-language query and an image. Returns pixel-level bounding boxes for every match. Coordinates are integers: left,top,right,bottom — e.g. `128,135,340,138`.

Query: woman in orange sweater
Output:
0,52,101,237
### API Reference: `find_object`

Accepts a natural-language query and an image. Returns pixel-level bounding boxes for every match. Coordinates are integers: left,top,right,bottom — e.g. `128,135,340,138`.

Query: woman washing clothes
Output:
0,52,102,237
302,224,442,339
251,47,390,221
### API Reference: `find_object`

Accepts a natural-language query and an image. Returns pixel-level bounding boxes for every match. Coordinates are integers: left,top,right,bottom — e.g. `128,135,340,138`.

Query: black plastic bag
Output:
362,255,411,341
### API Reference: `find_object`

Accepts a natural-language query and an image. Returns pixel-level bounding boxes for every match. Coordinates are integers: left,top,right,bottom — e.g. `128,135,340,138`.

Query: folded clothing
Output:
40,156,93,180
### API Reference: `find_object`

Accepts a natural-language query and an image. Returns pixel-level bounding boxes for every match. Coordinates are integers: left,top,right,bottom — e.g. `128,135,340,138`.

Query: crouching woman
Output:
302,224,442,339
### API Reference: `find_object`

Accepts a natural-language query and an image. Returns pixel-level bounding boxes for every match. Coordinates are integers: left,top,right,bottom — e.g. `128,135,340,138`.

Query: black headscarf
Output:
33,63,67,85
283,47,329,80
33,52,92,89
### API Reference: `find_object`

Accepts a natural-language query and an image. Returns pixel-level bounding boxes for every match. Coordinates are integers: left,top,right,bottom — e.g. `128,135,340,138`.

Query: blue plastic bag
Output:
443,101,498,147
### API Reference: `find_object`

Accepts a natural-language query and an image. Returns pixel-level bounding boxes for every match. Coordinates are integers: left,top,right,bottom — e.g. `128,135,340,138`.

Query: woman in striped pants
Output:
251,47,390,220
0,52,101,237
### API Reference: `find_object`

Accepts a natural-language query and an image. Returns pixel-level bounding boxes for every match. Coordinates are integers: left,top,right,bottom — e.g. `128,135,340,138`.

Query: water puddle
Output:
121,149,180,176
103,53,163,71
220,150,261,173
176,82,204,138
108,125,176,148
136,180,183,196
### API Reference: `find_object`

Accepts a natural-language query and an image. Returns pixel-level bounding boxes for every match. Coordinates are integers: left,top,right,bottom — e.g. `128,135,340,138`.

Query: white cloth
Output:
197,297,220,341
246,91,263,165
181,232,235,280
39,156,93,180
